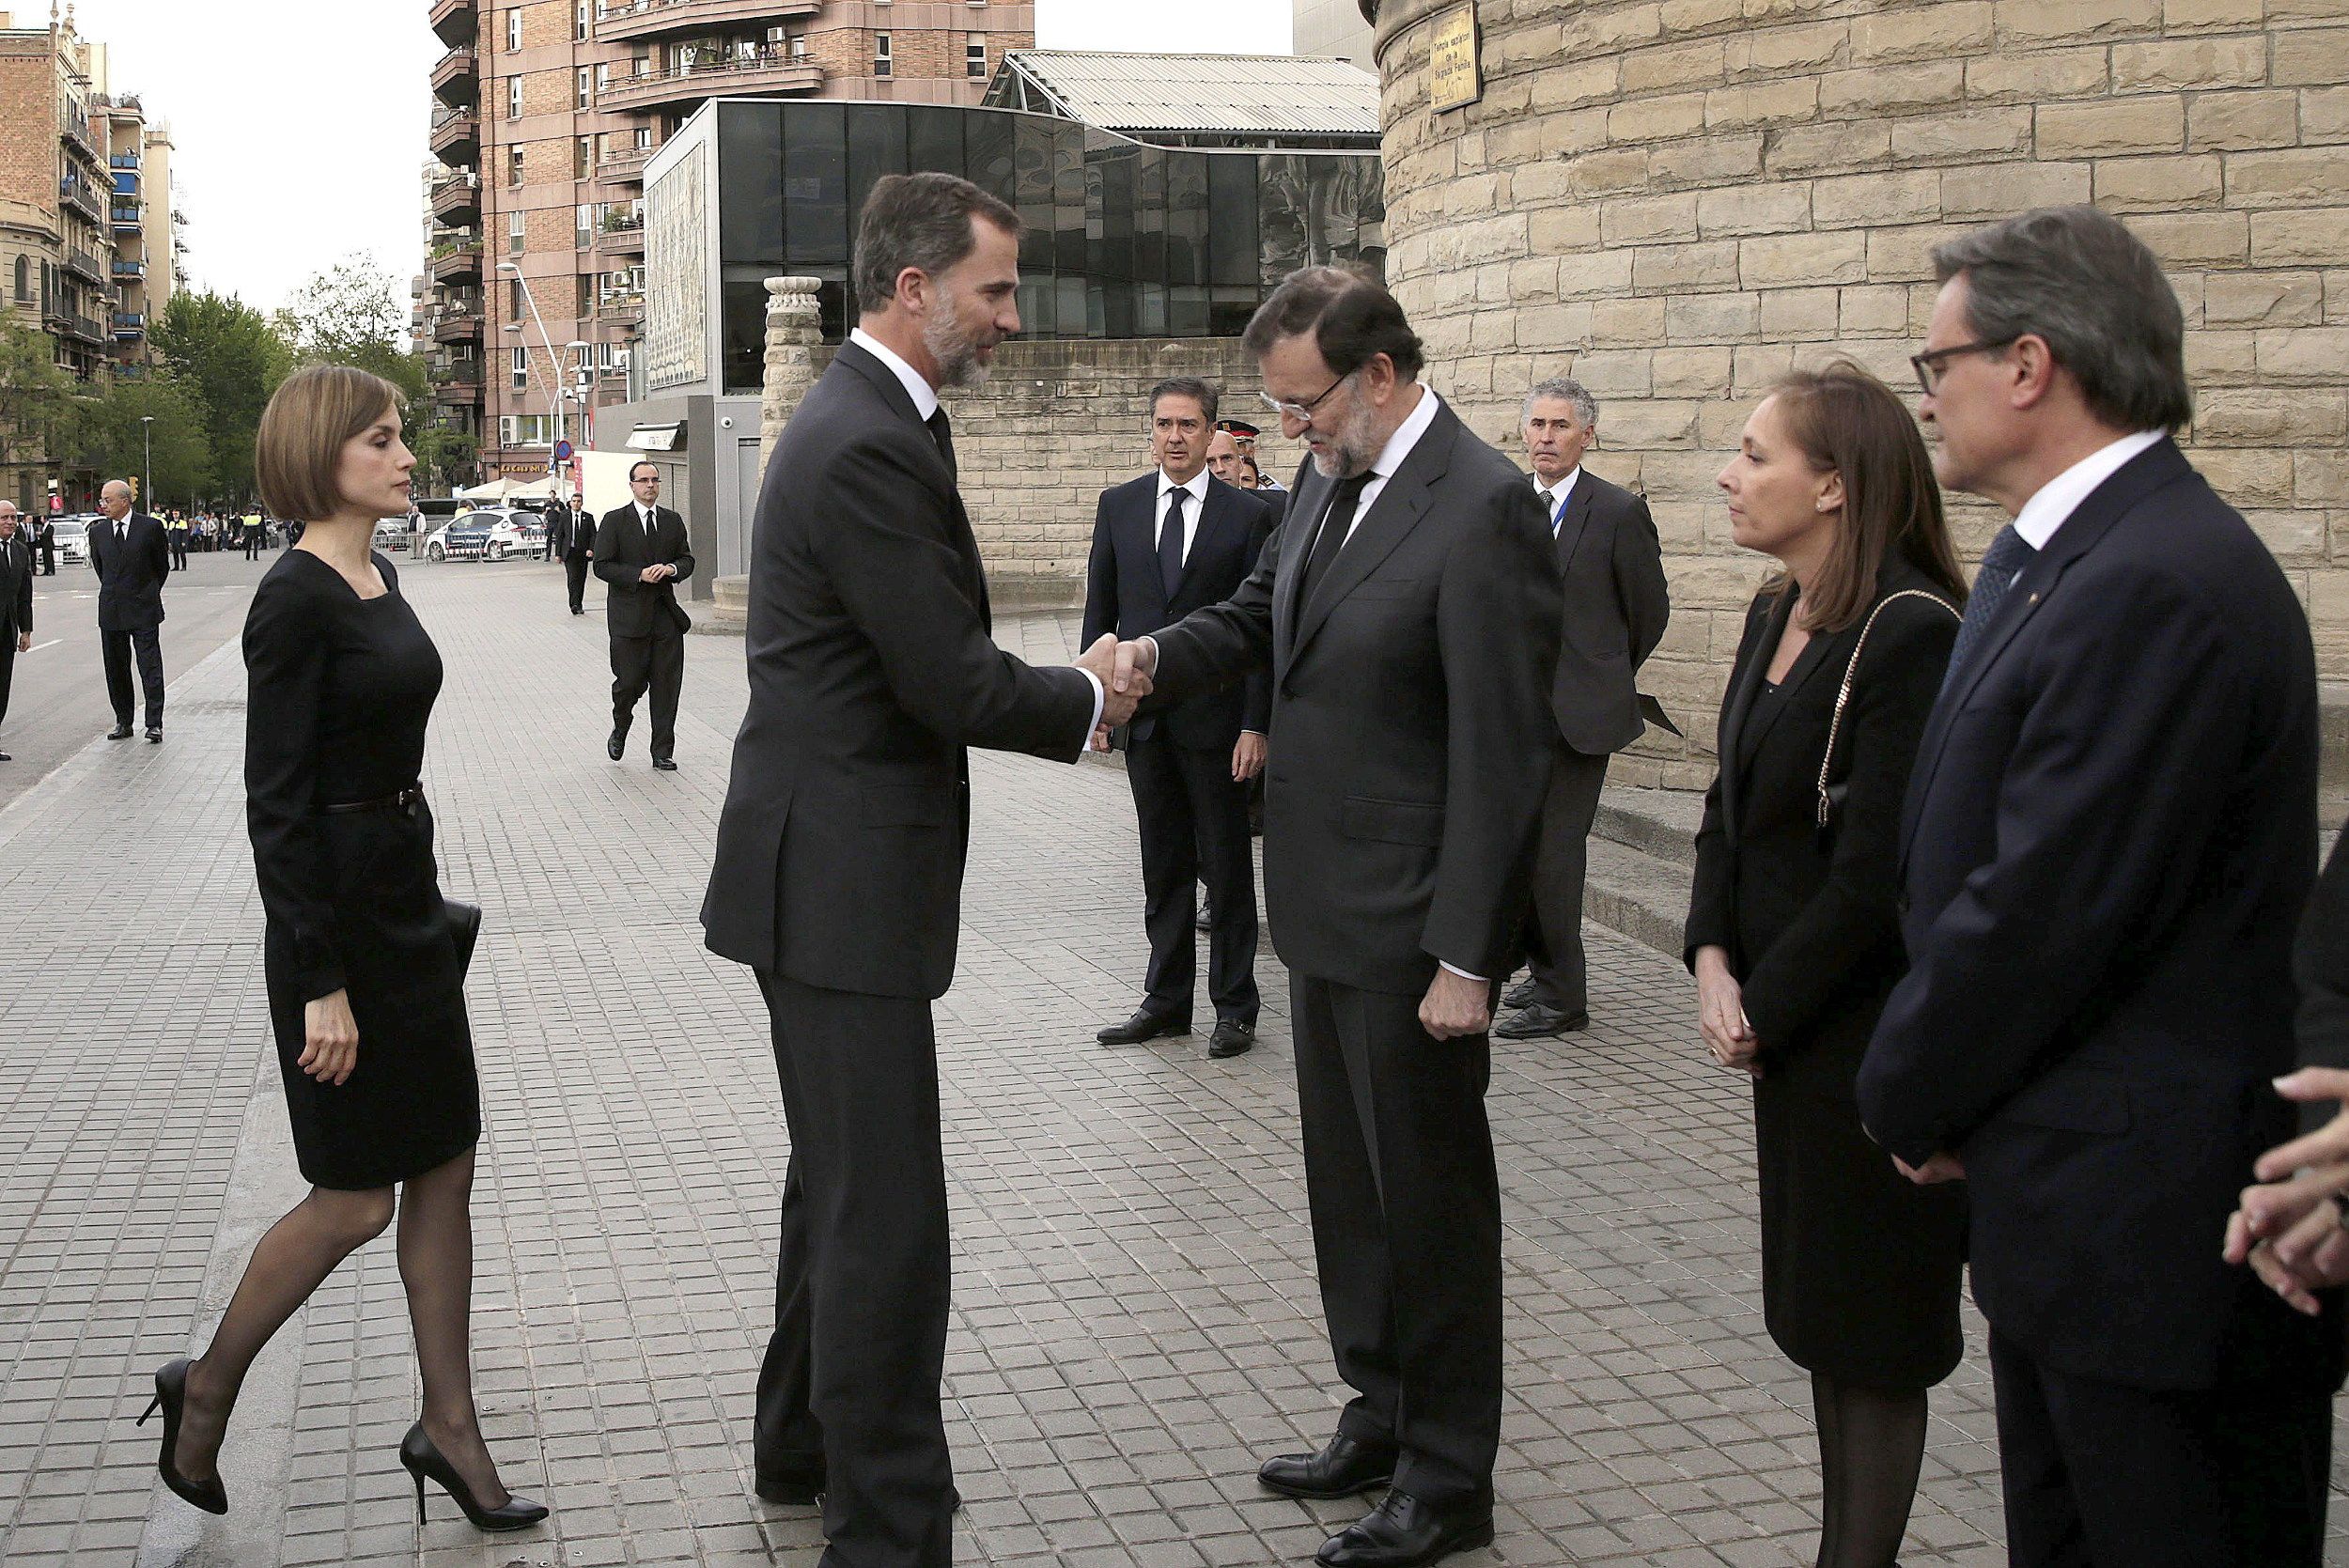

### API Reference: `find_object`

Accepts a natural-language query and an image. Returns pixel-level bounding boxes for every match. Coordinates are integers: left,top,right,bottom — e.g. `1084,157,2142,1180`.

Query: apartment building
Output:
426,0,1034,481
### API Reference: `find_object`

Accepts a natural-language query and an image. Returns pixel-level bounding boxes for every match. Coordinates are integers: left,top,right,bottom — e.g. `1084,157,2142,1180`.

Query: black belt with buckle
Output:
315,784,426,816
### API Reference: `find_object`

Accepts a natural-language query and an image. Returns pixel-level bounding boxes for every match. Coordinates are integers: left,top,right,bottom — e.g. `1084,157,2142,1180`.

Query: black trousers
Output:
0,640,13,732
564,551,590,613
610,630,683,759
243,534,259,560
1523,747,1610,1014
39,541,54,575
754,969,955,1568
170,539,187,569
100,625,164,728
1126,726,1260,1024
1292,970,1501,1507
1989,1327,2331,1567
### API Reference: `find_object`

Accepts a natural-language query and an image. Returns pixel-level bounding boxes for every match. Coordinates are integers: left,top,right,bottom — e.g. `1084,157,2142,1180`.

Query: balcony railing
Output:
109,152,141,170
430,243,485,285
594,0,819,44
62,246,109,286
430,109,479,167
59,179,103,225
112,205,143,229
598,145,654,183
59,312,107,345
59,113,95,159
431,46,479,105
593,52,821,114
113,312,145,336
429,0,479,47
431,175,481,223
113,258,146,279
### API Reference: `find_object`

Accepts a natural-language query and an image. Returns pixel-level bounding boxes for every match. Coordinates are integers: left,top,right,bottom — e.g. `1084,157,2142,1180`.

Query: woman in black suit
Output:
138,366,545,1533
1686,363,1968,1568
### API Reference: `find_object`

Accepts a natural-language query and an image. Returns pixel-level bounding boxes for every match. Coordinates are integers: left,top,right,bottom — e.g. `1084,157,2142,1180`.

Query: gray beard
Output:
924,312,989,391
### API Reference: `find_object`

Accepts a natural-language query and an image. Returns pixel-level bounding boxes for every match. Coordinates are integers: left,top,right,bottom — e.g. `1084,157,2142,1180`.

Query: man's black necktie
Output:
1299,471,1374,608
926,408,957,484
1159,488,1187,599
1940,523,2039,695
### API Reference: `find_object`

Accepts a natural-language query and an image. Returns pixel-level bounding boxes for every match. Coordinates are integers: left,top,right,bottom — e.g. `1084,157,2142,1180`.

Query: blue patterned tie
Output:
1940,524,2038,695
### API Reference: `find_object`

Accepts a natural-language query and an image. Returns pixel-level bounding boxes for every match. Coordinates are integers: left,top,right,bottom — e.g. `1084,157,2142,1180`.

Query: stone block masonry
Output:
1370,0,2349,790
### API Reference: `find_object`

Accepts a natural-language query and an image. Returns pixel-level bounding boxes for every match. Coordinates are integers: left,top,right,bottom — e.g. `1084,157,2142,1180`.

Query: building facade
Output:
424,0,1037,483
1364,0,2349,785
1294,0,1376,69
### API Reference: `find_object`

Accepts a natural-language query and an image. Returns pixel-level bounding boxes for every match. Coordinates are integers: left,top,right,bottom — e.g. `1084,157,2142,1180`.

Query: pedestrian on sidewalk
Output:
1687,364,1969,1568
595,460,691,768
168,513,190,571
138,365,546,1536
32,510,55,575
552,493,595,615
0,502,32,762
89,479,168,743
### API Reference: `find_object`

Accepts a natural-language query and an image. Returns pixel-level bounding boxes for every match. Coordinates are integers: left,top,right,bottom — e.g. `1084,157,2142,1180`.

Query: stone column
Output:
760,275,824,471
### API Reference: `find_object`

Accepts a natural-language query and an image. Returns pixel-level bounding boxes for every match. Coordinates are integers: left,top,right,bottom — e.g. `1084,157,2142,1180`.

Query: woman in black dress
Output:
1685,364,1968,1568
140,365,544,1532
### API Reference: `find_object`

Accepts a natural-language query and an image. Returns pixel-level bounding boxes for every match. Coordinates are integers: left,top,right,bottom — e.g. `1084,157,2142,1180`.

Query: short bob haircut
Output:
256,365,407,522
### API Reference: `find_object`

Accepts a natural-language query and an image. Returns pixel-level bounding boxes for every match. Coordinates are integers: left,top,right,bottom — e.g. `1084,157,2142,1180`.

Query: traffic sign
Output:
553,439,574,461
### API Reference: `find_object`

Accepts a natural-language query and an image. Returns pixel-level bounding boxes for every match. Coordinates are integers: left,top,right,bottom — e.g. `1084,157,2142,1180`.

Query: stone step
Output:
1584,834,1692,962
1595,784,1703,868
695,573,748,636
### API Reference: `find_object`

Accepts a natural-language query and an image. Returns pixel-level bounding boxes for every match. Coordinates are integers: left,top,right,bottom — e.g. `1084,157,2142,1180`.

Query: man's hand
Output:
1893,1151,1966,1185
1077,634,1151,731
1420,967,1491,1041
14,632,25,654
638,563,675,583
1112,637,1158,695
1232,731,1267,783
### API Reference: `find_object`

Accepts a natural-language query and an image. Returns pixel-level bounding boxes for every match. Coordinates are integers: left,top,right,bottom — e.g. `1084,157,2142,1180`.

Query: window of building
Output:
510,347,529,391
595,62,613,95
507,76,524,119
509,277,525,320
966,37,987,78
576,202,594,248
502,412,553,445
509,146,525,186
575,136,593,179
577,68,592,110
632,125,653,150
575,1,590,40
509,210,527,254
576,274,593,318
874,33,892,77
506,8,522,50
12,256,26,303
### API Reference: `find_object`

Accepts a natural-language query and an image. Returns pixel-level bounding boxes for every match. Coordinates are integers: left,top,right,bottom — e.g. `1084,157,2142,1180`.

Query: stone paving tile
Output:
1,560,2346,1565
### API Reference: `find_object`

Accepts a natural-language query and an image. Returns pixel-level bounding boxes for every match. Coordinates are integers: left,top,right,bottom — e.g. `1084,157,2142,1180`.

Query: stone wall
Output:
1371,0,2349,789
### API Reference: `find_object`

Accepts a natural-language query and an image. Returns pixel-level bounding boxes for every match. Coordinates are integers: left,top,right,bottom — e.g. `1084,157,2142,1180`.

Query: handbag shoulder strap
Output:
1816,588,1962,827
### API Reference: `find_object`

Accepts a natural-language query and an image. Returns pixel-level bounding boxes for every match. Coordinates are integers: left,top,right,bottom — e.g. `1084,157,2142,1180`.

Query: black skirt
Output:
1752,1073,1966,1390
265,802,479,1190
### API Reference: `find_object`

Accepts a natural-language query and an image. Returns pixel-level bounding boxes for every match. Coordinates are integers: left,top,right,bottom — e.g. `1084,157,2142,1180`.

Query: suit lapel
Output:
1276,467,1332,659
1553,480,1596,571
1715,592,1786,841
1737,603,1840,770
1898,439,2192,869
1171,483,1231,604
1290,408,1456,664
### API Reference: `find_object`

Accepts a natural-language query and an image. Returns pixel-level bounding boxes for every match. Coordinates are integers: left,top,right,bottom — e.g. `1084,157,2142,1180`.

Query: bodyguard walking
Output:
594,461,691,768
552,494,596,615
32,510,55,575
89,479,169,743
0,503,32,762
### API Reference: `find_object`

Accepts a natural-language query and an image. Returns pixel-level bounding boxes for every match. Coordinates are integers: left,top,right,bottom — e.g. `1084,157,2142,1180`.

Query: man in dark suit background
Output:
1496,377,1671,1040
1857,206,2341,1567
1084,376,1278,1059
31,510,54,575
0,503,32,762
550,494,594,614
89,479,168,743
1111,268,1560,1568
594,460,691,769
701,173,1139,1568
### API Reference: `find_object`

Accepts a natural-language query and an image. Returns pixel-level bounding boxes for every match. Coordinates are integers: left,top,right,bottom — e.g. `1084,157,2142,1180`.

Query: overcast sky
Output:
45,0,1293,318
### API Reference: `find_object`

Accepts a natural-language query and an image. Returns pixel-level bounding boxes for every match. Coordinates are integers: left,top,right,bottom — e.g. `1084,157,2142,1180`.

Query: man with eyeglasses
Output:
1106,267,1560,1568
1858,205,2341,1567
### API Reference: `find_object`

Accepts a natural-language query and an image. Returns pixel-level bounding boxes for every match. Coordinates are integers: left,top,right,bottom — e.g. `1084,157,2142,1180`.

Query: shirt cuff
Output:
1076,667,1106,744
1439,960,1486,983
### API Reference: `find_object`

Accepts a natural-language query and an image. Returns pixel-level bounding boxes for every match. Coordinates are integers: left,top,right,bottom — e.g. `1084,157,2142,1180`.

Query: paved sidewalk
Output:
0,560,2341,1566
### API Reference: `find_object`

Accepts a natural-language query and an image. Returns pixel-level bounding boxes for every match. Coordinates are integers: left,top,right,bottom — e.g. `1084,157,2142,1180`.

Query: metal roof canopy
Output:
985,50,1380,145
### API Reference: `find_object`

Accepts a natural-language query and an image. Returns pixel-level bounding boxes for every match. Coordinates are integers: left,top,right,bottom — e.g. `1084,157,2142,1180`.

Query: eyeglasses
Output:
1258,370,1354,425
1909,337,2016,396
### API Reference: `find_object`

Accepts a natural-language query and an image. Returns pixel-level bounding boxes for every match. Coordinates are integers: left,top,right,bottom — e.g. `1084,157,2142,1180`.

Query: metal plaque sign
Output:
1430,5,1483,114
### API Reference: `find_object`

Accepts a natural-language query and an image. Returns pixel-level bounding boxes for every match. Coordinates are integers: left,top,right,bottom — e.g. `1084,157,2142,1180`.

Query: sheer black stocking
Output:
397,1147,512,1508
1812,1372,1929,1568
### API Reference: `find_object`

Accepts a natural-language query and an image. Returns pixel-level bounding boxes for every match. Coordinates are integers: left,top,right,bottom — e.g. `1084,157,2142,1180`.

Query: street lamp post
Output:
498,261,566,470
139,415,153,509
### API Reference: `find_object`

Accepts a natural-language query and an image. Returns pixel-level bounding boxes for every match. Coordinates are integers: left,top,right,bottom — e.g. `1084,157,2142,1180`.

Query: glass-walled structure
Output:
642,99,1385,397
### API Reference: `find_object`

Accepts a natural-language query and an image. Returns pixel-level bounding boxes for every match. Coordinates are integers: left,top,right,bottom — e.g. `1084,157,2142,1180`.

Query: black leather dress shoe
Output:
107,724,132,740
1316,1491,1494,1568
753,1466,824,1506
1208,1020,1255,1059
0,752,11,762
651,757,677,771
607,727,627,761
1492,1001,1589,1040
1257,1434,1395,1499
146,726,163,743
1501,977,1540,1011
1097,1008,1190,1045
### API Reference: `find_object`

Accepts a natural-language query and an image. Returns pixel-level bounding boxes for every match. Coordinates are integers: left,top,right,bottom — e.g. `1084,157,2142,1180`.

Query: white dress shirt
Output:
1536,465,1582,536
848,328,1103,738
2011,429,2166,551
1327,385,1443,546
1156,468,1210,566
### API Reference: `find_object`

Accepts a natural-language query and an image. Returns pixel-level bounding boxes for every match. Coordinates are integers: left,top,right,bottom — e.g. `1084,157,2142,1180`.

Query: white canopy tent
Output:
453,475,561,504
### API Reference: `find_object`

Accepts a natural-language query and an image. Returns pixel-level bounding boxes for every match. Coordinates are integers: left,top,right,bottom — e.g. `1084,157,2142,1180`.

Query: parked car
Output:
52,515,92,565
423,507,543,563
374,518,412,553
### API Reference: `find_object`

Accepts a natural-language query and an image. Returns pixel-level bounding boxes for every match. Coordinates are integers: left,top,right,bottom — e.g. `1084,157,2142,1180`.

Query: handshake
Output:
1076,634,1160,752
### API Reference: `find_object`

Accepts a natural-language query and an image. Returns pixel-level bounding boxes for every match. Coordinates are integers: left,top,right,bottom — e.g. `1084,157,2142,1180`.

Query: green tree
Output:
75,373,215,510
150,289,288,504
409,419,478,490
0,317,88,490
276,254,438,444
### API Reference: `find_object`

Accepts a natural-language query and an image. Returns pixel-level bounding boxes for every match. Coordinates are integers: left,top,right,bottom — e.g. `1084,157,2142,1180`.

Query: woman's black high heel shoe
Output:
137,1358,228,1515
397,1422,549,1532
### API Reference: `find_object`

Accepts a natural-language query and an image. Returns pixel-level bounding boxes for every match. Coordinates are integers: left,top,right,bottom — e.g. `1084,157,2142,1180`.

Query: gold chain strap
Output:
1816,589,1962,829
